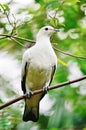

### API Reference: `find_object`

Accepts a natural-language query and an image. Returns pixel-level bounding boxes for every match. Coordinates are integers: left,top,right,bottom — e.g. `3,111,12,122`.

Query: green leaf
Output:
64,0,80,4
0,99,3,104
49,128,60,130
83,128,86,130
3,4,10,11
58,23,65,28
58,58,67,67
50,18,59,27
0,4,10,11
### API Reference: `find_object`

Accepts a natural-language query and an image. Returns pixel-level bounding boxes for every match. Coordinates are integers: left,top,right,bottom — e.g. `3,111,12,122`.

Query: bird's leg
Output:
25,90,33,99
43,86,49,94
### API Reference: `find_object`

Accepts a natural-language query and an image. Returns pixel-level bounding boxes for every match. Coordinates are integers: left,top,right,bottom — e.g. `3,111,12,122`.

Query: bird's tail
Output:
23,98,39,122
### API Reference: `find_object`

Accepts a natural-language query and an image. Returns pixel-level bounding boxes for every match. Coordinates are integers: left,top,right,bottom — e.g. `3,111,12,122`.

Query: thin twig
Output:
1,4,17,35
0,34,35,43
10,14,17,35
0,34,86,59
10,37,25,47
0,36,7,40
0,75,86,110
0,4,12,27
8,0,13,5
54,47,86,59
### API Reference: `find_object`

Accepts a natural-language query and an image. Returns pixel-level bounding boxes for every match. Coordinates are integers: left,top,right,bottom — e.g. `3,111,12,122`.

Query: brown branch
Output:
0,75,86,110
0,33,86,59
1,4,17,35
10,37,25,47
0,4,12,27
54,47,86,59
0,36,7,40
0,34,35,43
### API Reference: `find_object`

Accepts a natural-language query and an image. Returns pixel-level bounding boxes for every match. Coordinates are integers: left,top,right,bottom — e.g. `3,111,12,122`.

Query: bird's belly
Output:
26,65,52,91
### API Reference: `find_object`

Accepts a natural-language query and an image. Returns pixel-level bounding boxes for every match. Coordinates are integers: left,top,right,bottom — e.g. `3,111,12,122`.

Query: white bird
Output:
21,25,59,122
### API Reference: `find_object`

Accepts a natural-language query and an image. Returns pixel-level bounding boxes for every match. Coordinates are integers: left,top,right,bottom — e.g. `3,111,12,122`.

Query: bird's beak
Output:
54,28,60,32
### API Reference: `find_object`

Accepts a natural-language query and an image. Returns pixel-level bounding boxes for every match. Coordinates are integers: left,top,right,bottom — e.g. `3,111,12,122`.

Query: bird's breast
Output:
25,48,57,91
26,60,52,91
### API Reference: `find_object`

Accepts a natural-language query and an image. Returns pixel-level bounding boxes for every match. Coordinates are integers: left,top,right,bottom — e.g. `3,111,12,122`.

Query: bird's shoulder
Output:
23,45,35,60
22,43,57,66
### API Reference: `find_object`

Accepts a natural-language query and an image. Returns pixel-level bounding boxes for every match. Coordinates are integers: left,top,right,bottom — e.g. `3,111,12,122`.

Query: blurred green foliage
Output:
0,0,86,130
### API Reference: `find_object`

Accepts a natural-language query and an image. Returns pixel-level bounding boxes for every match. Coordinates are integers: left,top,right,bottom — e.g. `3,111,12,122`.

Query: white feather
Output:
22,26,57,90
21,25,58,121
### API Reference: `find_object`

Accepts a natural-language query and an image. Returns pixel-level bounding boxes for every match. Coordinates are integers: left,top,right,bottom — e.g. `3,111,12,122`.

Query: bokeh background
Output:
0,0,86,129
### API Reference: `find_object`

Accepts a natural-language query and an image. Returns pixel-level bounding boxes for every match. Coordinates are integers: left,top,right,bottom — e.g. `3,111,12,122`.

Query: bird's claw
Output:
25,90,33,99
43,86,49,94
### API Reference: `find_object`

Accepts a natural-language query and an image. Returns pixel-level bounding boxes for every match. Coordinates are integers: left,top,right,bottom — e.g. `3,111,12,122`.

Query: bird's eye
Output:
45,27,48,31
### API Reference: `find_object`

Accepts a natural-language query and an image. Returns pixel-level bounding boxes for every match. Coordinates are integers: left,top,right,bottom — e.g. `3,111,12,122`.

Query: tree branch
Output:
0,33,86,59
54,47,86,59
0,34,35,43
10,37,25,47
0,75,86,110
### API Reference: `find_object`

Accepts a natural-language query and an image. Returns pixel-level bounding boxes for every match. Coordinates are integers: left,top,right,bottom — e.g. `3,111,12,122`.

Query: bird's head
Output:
37,25,59,38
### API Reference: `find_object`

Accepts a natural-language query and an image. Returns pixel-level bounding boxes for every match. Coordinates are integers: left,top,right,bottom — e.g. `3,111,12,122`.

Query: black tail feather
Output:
23,104,39,122
23,109,39,122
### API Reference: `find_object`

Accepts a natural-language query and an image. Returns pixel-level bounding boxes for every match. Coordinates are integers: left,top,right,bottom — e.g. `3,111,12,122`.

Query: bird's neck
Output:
36,35,52,49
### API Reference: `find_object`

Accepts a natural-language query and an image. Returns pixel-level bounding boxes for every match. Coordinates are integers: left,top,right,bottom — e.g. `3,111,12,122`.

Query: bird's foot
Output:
43,86,49,94
25,90,33,99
